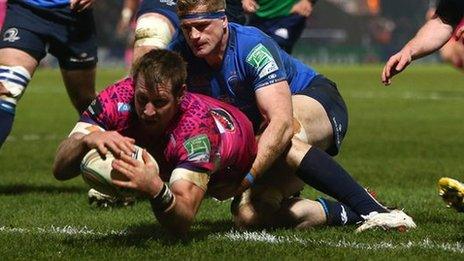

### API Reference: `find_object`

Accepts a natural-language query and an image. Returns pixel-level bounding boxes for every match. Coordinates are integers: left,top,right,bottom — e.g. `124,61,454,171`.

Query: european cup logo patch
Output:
183,135,211,162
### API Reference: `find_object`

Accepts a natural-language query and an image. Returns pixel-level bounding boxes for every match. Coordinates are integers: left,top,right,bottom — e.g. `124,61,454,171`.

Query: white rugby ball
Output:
80,145,158,197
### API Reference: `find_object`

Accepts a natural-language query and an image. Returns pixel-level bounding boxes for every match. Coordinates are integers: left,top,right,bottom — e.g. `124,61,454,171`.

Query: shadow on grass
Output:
62,219,235,248
0,184,86,195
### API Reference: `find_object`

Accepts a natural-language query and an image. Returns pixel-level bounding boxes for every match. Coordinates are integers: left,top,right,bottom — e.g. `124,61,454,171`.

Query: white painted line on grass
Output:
1,225,463,254
0,225,127,237
213,230,464,254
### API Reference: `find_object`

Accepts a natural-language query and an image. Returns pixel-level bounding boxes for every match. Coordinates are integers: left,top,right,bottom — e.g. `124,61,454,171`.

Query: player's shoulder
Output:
98,77,135,104
230,23,274,48
168,93,219,140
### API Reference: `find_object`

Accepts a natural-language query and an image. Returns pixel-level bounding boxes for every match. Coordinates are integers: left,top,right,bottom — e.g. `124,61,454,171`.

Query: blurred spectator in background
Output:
242,0,318,54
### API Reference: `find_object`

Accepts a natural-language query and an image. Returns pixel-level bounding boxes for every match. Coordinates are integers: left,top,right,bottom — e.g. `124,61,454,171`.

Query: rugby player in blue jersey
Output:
169,0,416,232
0,0,98,149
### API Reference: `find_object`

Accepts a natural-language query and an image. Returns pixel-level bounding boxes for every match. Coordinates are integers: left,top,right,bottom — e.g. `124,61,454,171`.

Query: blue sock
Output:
317,197,362,226
296,147,388,216
0,100,15,148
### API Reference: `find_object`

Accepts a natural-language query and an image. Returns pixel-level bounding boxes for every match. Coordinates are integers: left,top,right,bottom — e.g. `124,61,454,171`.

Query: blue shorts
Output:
248,13,306,53
0,0,97,70
136,0,180,29
295,75,348,156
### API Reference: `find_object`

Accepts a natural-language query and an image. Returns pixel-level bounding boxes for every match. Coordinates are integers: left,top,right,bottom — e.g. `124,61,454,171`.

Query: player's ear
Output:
177,84,187,103
222,16,228,29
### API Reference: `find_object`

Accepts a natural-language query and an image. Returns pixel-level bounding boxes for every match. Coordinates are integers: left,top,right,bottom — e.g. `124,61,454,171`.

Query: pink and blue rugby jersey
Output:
80,77,257,189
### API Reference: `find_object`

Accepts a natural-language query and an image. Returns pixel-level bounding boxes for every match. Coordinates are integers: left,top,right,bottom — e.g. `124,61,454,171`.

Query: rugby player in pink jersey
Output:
54,49,370,235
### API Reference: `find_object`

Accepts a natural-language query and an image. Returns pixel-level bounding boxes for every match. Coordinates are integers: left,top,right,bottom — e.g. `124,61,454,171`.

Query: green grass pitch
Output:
0,65,463,259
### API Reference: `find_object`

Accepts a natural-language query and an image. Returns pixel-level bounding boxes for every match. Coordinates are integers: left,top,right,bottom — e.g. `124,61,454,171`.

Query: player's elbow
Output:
52,159,70,181
52,154,79,181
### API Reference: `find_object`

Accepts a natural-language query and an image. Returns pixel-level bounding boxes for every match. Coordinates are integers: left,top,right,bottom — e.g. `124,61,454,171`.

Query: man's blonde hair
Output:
177,0,226,16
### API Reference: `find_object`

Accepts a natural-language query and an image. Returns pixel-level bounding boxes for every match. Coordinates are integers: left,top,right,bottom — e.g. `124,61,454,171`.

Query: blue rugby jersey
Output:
169,22,318,126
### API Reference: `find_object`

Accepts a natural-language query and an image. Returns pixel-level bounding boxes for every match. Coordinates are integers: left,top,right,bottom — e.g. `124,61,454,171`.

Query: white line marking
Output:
1,225,463,253
0,225,127,237
213,230,464,254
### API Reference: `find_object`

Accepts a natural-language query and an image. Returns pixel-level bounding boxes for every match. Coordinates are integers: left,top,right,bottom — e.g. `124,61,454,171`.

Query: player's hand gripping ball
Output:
80,145,158,197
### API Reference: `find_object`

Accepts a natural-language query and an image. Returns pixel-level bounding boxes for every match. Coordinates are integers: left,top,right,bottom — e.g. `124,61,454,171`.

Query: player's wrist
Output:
150,183,176,212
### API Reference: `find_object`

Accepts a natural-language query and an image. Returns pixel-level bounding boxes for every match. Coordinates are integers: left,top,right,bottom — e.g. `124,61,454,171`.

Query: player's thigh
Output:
0,48,38,73
293,75,348,156
292,95,333,149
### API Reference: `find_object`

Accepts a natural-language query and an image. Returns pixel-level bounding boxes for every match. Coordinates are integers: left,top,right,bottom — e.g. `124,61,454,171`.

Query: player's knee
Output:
134,14,174,50
0,65,31,114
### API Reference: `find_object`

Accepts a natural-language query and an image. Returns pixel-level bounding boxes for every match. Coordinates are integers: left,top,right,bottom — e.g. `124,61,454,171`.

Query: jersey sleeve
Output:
165,132,219,175
79,78,135,131
243,36,288,90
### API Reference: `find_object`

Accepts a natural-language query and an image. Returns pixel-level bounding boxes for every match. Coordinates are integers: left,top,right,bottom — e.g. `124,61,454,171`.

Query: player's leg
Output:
287,76,416,230
0,49,36,148
289,76,389,217
61,67,96,113
132,12,175,63
231,168,362,229
0,1,49,148
52,8,98,114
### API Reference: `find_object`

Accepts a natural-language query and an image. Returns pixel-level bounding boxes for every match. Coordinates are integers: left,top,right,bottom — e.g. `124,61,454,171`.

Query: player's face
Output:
180,17,226,58
134,77,181,133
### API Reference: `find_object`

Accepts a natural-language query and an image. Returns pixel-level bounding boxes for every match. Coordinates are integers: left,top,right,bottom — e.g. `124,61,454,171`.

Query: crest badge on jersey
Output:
246,43,279,78
3,28,20,42
211,108,235,133
183,135,211,162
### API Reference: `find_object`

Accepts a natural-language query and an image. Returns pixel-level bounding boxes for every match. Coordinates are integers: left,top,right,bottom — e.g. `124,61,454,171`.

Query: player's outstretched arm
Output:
238,82,294,192
53,127,135,181
112,151,206,236
381,17,454,85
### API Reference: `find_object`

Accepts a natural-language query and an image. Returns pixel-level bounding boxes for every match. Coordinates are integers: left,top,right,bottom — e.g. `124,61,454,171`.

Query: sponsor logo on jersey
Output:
211,108,235,133
246,43,279,79
3,28,20,42
183,134,211,162
117,102,131,112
